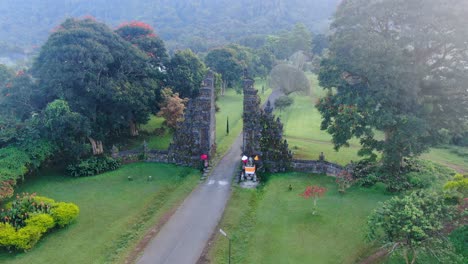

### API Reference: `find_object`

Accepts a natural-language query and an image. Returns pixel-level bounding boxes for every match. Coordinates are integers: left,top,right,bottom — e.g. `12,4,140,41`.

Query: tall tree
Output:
166,49,206,99
32,18,162,154
205,47,243,95
318,0,468,176
269,64,310,95
115,21,168,73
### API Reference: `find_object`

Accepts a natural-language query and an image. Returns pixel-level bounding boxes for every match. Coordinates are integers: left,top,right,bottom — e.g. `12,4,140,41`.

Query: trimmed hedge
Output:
51,202,80,227
0,194,79,251
66,156,121,177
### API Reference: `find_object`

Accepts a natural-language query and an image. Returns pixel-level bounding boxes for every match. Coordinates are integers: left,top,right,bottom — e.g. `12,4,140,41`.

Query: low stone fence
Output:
291,159,348,177
147,150,169,163
113,148,169,164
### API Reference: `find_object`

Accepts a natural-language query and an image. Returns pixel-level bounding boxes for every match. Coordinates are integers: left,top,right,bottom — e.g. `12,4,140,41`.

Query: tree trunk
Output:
222,80,226,96
129,120,139,136
383,128,403,171
88,137,104,155
403,248,410,264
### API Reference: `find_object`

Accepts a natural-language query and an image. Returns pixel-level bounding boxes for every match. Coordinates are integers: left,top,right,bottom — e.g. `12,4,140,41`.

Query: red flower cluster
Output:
300,185,327,199
117,21,155,33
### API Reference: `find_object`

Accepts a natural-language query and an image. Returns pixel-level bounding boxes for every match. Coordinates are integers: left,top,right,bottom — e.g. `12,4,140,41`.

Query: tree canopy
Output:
317,0,468,174
32,18,163,151
269,64,310,95
166,49,206,99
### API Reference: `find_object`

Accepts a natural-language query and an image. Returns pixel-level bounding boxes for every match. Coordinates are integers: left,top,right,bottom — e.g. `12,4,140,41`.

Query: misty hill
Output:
0,0,340,61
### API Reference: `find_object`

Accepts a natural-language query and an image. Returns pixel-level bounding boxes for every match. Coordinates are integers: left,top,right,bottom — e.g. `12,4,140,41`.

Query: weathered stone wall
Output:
291,159,348,177
167,71,216,167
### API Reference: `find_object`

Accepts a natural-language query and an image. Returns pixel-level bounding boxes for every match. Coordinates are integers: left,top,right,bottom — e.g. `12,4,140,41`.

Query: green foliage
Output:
449,226,468,259
25,214,55,233
368,190,453,264
39,99,89,160
353,158,455,192
0,193,79,251
268,64,310,95
444,174,468,198
1,193,52,228
66,156,121,177
318,0,468,179
0,223,16,247
274,95,294,112
205,48,243,89
0,146,30,182
14,224,43,250
33,18,163,151
50,202,79,228
258,102,292,173
166,49,206,99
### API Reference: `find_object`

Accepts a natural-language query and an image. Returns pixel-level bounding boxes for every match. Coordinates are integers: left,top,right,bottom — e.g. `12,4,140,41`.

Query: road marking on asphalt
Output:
218,181,228,186
208,180,215,185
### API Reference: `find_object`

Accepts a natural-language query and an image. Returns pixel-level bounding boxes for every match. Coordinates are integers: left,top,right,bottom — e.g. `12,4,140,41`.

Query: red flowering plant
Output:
300,185,327,215
0,192,52,229
336,170,353,193
116,21,157,40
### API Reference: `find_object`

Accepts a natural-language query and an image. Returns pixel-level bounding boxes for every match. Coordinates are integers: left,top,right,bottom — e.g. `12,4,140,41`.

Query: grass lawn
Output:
421,145,468,173
277,75,361,165
215,80,272,159
0,163,200,264
124,115,173,151
208,173,392,264
215,89,244,158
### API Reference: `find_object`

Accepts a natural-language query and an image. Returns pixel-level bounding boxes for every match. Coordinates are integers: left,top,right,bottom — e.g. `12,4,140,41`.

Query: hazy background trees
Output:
0,0,340,65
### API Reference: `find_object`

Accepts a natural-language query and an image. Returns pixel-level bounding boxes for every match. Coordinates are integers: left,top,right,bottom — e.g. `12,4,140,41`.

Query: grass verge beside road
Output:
0,163,199,264
207,173,392,264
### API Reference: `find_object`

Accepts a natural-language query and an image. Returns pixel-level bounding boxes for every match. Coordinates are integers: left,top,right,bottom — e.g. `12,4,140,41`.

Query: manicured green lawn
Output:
125,115,173,151
215,80,272,159
277,75,360,165
421,145,468,173
215,89,244,158
208,173,392,264
0,163,200,264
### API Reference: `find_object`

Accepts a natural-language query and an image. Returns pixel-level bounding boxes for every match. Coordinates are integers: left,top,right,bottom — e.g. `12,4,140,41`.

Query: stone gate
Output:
168,71,217,167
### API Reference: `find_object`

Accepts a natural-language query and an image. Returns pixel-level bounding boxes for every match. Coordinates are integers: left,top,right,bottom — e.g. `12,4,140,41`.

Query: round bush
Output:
51,202,79,227
15,225,43,250
0,223,16,247
25,213,55,232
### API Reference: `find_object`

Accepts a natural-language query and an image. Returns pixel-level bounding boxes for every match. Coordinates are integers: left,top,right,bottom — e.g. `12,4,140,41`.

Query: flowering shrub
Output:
0,193,79,251
300,185,327,215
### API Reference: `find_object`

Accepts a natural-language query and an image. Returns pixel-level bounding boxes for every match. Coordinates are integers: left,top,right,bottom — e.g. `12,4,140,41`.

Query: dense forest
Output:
0,0,340,64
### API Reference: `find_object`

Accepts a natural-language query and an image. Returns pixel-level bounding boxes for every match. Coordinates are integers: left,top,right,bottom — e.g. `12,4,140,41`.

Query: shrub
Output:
0,222,16,247
51,202,79,227
66,156,121,177
25,214,55,232
449,225,468,259
0,194,79,251
15,224,43,250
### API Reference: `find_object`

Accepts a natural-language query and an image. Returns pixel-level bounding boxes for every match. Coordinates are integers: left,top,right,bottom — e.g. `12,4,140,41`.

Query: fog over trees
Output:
0,0,340,64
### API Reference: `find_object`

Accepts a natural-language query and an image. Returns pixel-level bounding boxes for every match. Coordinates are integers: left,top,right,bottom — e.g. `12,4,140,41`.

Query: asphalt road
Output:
136,134,242,264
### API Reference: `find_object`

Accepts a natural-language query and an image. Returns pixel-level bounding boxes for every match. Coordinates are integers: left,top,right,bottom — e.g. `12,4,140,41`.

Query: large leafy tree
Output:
318,0,468,174
32,18,161,154
166,49,206,99
269,64,310,95
115,21,168,74
205,47,243,95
